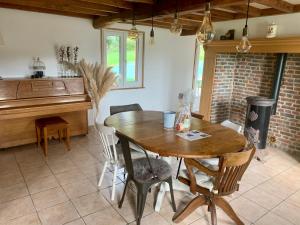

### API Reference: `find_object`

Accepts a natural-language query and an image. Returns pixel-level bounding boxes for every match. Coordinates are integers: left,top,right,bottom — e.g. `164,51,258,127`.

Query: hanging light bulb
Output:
170,0,182,35
236,0,252,53
196,2,215,44
150,9,155,45
128,9,139,40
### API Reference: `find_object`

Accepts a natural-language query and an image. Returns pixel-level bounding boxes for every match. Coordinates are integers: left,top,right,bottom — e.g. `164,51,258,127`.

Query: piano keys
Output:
0,77,92,149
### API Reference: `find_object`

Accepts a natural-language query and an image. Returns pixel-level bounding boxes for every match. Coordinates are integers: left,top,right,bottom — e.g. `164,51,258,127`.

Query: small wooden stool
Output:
35,116,70,156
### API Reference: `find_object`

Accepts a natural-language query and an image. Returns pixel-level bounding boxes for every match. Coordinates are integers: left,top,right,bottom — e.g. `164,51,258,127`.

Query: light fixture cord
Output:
132,5,136,26
151,6,154,29
245,0,250,27
175,0,179,19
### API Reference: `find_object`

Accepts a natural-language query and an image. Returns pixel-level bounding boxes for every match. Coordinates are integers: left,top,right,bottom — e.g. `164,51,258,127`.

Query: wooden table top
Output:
105,111,246,159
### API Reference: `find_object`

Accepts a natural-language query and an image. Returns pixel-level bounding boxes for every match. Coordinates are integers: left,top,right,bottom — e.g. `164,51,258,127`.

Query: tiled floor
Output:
0,128,299,225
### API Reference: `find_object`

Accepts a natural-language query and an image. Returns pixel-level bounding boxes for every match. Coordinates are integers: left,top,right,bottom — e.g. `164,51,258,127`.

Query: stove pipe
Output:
271,53,287,115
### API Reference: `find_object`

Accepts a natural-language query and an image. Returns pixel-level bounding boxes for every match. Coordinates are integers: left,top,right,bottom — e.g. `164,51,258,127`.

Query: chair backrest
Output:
110,103,143,116
214,146,255,196
97,124,119,162
221,120,242,133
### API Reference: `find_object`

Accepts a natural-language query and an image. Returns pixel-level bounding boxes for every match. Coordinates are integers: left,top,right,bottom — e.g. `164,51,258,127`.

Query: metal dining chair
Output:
96,124,121,201
118,135,176,225
173,146,256,225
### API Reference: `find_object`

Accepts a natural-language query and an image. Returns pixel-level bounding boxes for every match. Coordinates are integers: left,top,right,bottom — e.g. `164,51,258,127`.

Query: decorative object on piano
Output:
57,45,80,77
78,59,117,126
31,57,46,79
220,29,235,40
266,22,277,38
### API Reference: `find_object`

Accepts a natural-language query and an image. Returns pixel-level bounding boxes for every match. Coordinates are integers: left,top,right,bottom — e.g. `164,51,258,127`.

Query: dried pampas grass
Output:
78,59,117,124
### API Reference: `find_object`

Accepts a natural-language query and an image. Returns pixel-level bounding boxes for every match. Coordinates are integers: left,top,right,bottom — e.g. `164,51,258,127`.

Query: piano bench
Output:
35,116,71,156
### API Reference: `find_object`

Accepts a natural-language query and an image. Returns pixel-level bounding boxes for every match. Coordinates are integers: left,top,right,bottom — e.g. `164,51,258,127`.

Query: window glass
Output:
126,38,137,82
106,35,120,74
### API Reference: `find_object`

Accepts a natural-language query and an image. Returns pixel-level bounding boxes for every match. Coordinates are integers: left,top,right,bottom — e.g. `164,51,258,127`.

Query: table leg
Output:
43,127,48,156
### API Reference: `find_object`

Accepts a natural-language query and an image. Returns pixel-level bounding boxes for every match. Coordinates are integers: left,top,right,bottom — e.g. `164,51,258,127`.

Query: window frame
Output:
101,28,145,90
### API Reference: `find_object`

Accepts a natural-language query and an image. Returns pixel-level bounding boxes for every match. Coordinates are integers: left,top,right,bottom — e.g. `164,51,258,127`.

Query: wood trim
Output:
199,36,300,121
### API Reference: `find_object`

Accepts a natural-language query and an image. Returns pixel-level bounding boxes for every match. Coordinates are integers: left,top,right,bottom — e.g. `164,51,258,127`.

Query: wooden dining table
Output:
104,111,246,211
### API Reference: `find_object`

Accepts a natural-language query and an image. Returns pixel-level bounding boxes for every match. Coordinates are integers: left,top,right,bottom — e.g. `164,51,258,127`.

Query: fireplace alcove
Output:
199,37,300,153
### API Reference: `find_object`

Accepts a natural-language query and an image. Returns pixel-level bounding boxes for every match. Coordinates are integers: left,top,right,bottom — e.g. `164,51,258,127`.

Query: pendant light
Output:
196,1,215,44
128,8,139,40
236,0,252,53
150,8,155,45
170,0,182,35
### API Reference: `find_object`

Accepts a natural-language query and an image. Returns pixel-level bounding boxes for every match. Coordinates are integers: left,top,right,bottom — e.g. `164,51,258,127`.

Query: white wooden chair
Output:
97,124,121,201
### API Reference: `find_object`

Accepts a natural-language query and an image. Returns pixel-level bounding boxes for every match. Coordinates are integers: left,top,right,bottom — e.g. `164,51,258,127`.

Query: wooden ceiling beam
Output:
0,2,94,18
0,0,111,16
79,0,132,9
225,5,262,16
252,0,294,13
125,0,153,4
93,0,248,28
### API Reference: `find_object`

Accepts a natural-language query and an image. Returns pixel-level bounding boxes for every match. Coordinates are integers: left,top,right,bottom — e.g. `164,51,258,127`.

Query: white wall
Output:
0,8,195,124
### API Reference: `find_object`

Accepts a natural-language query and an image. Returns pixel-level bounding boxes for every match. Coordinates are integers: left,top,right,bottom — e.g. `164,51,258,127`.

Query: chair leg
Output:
43,127,48,156
210,200,217,225
167,177,176,212
172,195,206,223
65,127,71,150
136,184,149,225
111,164,118,201
215,197,244,225
119,178,130,208
36,126,41,149
98,161,108,188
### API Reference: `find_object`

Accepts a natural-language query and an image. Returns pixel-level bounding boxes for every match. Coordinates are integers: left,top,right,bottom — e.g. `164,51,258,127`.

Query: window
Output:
102,29,144,89
192,43,205,111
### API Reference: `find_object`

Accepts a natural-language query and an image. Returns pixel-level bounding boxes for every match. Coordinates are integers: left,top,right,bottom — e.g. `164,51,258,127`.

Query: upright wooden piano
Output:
0,77,92,149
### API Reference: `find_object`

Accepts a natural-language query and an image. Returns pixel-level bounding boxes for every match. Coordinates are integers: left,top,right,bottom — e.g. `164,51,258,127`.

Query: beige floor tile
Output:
77,162,105,177
272,201,300,225
6,212,41,225
286,190,300,208
62,179,97,199
87,172,123,189
26,175,59,194
242,186,284,210
38,201,80,225
83,207,127,225
243,170,270,187
257,178,298,199
31,187,69,211
0,172,24,188
112,195,154,223
0,196,36,224
100,182,134,205
0,182,29,203
72,192,110,217
255,212,293,225
230,196,268,223
55,168,86,185
21,164,53,181
129,212,169,225
47,159,77,174
64,218,86,225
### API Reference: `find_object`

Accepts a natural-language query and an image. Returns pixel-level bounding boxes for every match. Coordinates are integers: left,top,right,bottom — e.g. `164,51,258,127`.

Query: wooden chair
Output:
173,146,255,225
96,124,121,201
35,116,70,156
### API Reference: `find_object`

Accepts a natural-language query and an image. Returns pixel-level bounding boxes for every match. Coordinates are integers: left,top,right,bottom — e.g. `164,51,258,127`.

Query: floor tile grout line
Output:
12,150,44,225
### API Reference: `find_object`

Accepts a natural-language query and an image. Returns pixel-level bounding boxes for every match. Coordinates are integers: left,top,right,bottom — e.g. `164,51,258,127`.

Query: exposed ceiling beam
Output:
225,5,262,16
93,0,248,28
0,2,93,18
0,0,111,16
252,0,294,13
125,0,153,4
79,0,132,9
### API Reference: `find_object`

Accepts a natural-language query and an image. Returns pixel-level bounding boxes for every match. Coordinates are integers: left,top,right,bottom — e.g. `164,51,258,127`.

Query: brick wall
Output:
211,53,300,153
